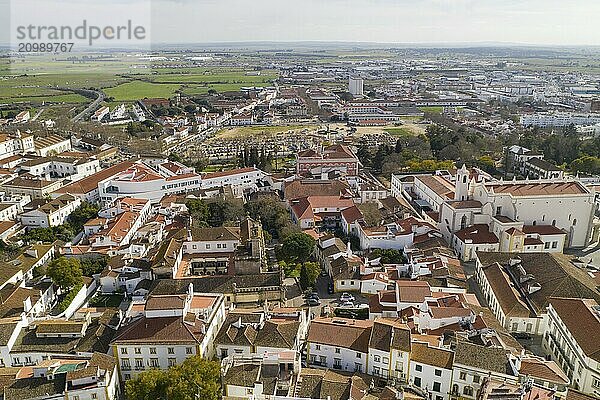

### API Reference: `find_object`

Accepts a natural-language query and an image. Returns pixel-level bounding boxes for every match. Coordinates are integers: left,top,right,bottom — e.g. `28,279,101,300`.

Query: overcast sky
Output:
2,0,600,46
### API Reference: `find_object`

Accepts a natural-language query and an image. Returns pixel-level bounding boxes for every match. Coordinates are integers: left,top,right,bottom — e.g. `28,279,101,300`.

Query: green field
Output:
104,81,182,101
418,106,444,114
151,70,278,84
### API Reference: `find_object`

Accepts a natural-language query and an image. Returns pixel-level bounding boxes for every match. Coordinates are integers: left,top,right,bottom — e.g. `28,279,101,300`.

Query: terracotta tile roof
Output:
549,297,600,363
341,205,364,224
54,161,135,195
485,181,589,196
448,200,482,209
410,342,453,369
519,357,569,384
481,262,530,318
478,252,600,315
415,175,455,199
202,167,258,180
522,225,566,235
397,281,432,303
144,295,186,311
112,316,202,344
307,318,373,353
190,226,240,242
454,340,511,375
369,317,411,353
565,389,598,400
284,179,349,200
455,224,499,244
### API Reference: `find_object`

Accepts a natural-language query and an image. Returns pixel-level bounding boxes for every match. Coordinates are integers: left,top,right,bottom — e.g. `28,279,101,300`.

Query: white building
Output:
20,194,81,229
520,113,600,128
409,342,454,400
367,318,411,382
306,318,373,373
111,288,226,381
201,167,268,199
543,297,600,397
349,76,364,96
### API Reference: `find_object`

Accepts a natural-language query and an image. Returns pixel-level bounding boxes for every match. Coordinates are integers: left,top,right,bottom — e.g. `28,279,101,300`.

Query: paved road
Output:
50,87,106,123
302,274,369,317
72,88,106,123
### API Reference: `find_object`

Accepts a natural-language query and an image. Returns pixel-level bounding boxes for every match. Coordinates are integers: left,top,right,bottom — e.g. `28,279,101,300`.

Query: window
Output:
552,241,558,249
473,375,480,384
526,323,533,333
356,352,361,359
464,386,474,396
221,349,228,358
460,371,467,380
168,358,177,367
186,347,193,354
434,369,442,376
72,396,80,400
319,356,326,364
414,377,422,387
168,347,175,354
433,382,441,392
333,358,342,369
135,359,143,369
415,364,422,372
383,357,389,364
91,394,97,400
150,347,156,354
573,219,577,226
436,396,443,400
335,348,340,354
593,378,600,389
355,363,362,372
150,358,159,368
374,355,381,362
121,348,128,354
315,344,321,350
135,347,141,354
512,322,518,331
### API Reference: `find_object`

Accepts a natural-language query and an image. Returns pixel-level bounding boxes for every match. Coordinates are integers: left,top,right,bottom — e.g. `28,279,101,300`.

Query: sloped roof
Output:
307,318,373,353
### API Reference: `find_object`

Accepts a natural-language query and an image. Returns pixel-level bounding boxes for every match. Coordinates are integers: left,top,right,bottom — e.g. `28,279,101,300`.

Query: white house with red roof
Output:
296,144,360,177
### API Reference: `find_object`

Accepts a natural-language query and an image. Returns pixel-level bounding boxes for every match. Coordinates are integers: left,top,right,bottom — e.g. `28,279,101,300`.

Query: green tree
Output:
125,356,221,400
299,261,320,290
370,249,405,264
279,232,315,264
124,368,169,400
47,257,83,290
245,197,292,239
69,202,100,233
80,256,109,276
570,155,600,175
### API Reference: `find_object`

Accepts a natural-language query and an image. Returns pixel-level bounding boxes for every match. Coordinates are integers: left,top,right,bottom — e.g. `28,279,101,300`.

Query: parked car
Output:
327,283,335,294
340,293,355,302
306,298,321,307
339,301,354,308
320,269,328,277
307,292,320,301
